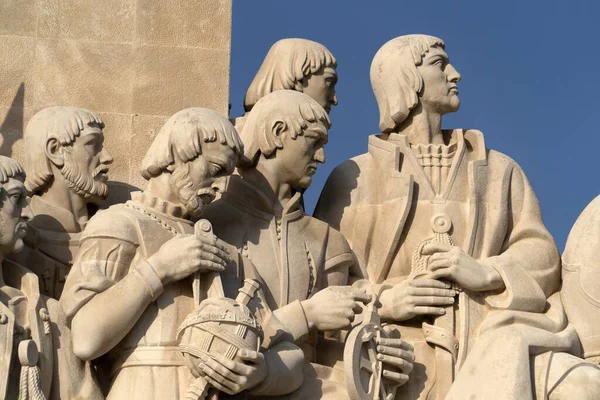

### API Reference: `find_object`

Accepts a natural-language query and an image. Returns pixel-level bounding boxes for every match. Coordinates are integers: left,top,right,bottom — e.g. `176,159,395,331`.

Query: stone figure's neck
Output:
398,105,445,146
40,182,89,228
238,165,292,216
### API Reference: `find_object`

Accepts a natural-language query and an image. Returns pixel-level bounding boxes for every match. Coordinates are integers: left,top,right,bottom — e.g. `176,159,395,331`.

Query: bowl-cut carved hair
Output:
370,34,445,134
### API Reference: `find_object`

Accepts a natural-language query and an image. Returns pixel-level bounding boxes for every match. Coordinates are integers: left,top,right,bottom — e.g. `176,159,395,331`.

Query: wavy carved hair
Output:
243,38,337,112
140,108,244,180
24,106,104,194
370,34,445,134
0,156,25,185
240,90,330,168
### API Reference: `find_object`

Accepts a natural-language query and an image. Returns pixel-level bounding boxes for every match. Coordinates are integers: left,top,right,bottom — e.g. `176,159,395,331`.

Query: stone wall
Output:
0,0,232,203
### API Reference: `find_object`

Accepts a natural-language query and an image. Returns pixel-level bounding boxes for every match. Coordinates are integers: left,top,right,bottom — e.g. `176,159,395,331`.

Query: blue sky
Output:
230,0,600,251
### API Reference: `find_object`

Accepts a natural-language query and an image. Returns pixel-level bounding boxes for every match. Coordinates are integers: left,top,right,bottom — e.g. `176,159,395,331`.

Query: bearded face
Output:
58,126,112,201
171,141,237,218
61,150,108,200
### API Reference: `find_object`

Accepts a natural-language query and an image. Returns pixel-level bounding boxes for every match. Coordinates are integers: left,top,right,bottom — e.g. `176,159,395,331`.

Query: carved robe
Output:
315,130,588,400
202,174,361,399
60,191,303,400
9,195,82,299
1,259,102,399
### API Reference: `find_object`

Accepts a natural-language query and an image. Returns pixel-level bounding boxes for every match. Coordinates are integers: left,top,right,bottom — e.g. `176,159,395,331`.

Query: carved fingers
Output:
379,279,457,321
303,286,372,331
375,337,414,387
422,243,503,291
199,351,266,395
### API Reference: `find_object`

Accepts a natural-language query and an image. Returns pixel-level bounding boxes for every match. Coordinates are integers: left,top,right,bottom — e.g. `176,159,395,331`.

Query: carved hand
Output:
147,234,231,285
422,243,504,292
378,279,456,322
199,350,267,395
375,337,415,387
302,286,372,331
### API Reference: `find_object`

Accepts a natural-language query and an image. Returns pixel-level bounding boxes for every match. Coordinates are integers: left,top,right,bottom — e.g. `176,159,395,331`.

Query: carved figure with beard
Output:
0,155,103,400
9,106,113,299
60,108,306,399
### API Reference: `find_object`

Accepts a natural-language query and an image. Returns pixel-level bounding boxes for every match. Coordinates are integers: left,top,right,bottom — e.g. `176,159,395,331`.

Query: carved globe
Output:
176,297,263,378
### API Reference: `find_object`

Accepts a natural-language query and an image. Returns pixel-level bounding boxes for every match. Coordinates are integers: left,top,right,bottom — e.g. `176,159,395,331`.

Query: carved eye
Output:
208,162,223,176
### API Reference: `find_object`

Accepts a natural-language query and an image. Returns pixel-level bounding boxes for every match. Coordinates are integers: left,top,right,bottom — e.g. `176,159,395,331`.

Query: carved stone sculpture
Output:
0,155,102,399
202,90,414,400
314,34,600,399
233,38,338,133
59,108,305,399
9,107,113,299
562,196,600,365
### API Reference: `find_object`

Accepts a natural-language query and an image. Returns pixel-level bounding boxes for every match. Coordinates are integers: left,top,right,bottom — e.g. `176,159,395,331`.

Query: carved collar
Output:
367,129,487,170
130,191,188,220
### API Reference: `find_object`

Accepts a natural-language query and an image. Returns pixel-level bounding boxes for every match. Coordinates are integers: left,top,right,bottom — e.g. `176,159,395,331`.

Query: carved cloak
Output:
315,130,584,400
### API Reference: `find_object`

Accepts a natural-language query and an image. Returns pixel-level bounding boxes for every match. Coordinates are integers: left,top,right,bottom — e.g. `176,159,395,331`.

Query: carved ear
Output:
264,120,285,155
45,138,64,168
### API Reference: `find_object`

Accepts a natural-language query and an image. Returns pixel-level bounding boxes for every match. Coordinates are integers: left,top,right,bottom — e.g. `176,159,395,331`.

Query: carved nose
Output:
100,149,114,164
314,148,326,163
21,204,33,222
211,176,227,194
447,64,461,83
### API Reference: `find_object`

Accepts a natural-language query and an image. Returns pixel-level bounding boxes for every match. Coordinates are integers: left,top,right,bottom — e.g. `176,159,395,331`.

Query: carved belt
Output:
110,346,186,377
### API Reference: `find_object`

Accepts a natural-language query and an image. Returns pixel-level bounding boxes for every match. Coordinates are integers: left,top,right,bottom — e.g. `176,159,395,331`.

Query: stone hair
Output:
240,90,330,168
24,106,104,194
140,107,244,180
243,38,337,112
370,34,445,134
0,156,25,185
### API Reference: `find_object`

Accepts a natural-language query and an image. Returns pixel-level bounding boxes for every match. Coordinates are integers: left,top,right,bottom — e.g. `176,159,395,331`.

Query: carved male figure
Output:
60,108,305,399
10,106,113,299
233,38,338,132
0,155,102,399
562,197,600,365
314,34,600,399
203,90,415,399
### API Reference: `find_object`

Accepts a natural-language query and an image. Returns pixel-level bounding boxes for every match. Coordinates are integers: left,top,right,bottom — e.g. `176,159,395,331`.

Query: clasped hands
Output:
379,242,504,322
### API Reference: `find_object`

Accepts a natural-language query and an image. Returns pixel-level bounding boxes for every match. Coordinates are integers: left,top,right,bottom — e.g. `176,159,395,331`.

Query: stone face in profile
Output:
315,34,600,399
9,106,113,299
60,107,305,399
0,155,102,399
562,196,600,364
203,90,415,399
233,38,338,132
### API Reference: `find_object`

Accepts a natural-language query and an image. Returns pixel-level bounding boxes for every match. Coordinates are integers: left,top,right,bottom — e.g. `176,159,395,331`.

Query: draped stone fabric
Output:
314,129,587,400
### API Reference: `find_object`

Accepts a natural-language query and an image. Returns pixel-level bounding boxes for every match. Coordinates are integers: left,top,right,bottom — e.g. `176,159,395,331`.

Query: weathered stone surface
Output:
132,46,229,116
35,39,135,113
135,0,231,49
0,0,37,36
129,114,166,188
0,36,35,108
37,0,135,42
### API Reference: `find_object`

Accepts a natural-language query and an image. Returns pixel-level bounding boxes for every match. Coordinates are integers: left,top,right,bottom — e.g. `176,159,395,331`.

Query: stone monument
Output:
8,106,112,300
60,108,305,399
203,90,415,399
0,155,102,399
562,196,600,365
314,34,600,400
